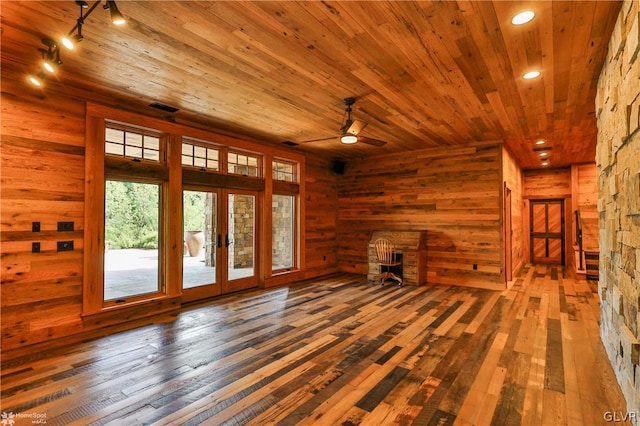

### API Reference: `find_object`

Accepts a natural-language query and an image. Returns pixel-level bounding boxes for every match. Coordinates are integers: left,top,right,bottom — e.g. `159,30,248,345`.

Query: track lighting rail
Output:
28,0,126,87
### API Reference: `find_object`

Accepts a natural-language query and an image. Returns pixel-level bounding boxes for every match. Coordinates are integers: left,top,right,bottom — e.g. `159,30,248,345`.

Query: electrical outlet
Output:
57,221,74,232
32,242,40,253
57,241,74,252
32,222,40,232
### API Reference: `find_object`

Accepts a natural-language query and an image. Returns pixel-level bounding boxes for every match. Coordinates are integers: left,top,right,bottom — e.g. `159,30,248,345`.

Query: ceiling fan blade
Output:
357,136,387,146
298,136,338,144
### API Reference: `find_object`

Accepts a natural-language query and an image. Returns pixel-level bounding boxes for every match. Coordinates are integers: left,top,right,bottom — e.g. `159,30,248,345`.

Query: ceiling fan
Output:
293,97,387,147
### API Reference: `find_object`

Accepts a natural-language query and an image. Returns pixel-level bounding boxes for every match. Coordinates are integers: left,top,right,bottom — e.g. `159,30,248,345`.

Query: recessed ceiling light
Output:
541,160,549,166
539,151,549,157
512,11,535,25
523,70,541,80
535,139,546,145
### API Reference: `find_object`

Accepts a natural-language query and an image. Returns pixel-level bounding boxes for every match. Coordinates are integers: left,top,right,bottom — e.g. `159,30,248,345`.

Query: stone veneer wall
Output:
596,0,640,416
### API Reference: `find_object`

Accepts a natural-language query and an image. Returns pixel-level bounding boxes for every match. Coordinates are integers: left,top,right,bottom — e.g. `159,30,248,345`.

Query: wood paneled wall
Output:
523,168,572,199
1,91,86,350
502,147,525,279
0,76,339,353
303,156,340,278
337,144,505,289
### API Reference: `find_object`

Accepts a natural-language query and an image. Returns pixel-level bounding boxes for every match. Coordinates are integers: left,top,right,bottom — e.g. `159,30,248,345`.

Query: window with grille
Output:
228,151,261,177
181,139,220,171
272,159,297,182
105,125,161,162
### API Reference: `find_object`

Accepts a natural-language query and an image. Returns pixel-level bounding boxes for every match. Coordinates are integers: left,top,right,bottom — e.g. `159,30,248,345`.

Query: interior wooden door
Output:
530,199,565,265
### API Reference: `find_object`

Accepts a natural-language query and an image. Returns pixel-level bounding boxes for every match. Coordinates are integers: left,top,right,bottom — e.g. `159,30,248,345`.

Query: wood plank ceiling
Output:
1,1,621,168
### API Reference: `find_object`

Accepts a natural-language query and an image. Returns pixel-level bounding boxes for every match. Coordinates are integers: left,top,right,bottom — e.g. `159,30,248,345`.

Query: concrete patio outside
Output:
104,248,253,300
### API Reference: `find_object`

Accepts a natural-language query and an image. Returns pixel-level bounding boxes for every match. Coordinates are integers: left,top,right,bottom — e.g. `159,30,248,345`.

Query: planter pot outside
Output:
185,230,205,257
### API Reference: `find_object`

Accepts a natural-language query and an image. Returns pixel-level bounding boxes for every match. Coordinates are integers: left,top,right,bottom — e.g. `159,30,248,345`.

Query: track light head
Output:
39,38,61,73
38,49,55,73
28,71,45,87
42,38,57,49
62,31,83,50
104,1,126,25
61,37,74,50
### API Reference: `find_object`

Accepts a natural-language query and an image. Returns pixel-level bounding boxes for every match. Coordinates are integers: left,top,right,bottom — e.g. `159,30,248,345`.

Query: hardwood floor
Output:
0,265,630,425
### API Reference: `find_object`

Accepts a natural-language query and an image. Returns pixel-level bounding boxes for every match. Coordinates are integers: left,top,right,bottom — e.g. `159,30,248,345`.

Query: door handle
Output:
217,234,222,248
225,234,231,248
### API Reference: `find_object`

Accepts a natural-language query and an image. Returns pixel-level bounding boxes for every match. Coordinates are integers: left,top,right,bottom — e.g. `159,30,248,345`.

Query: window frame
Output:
272,158,299,183
84,103,306,317
84,115,180,316
103,177,166,306
227,149,262,177
102,124,170,307
269,156,301,277
105,120,165,163
181,137,223,172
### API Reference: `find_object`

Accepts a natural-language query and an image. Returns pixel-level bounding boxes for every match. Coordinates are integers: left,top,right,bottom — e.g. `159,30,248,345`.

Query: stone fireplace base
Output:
368,230,427,285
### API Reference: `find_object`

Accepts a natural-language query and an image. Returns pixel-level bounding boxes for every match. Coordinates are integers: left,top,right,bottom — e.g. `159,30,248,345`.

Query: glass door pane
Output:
183,190,217,289
225,191,257,292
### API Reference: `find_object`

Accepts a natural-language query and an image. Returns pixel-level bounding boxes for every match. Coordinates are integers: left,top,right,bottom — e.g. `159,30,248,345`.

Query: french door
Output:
182,187,258,302
530,199,565,265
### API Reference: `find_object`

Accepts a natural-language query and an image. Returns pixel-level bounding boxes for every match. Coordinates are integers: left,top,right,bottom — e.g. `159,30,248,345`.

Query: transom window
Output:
272,159,297,182
228,151,261,177
182,138,220,171
105,124,161,162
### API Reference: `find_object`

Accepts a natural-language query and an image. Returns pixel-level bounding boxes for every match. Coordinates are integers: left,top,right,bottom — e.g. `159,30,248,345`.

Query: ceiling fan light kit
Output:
340,134,358,144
